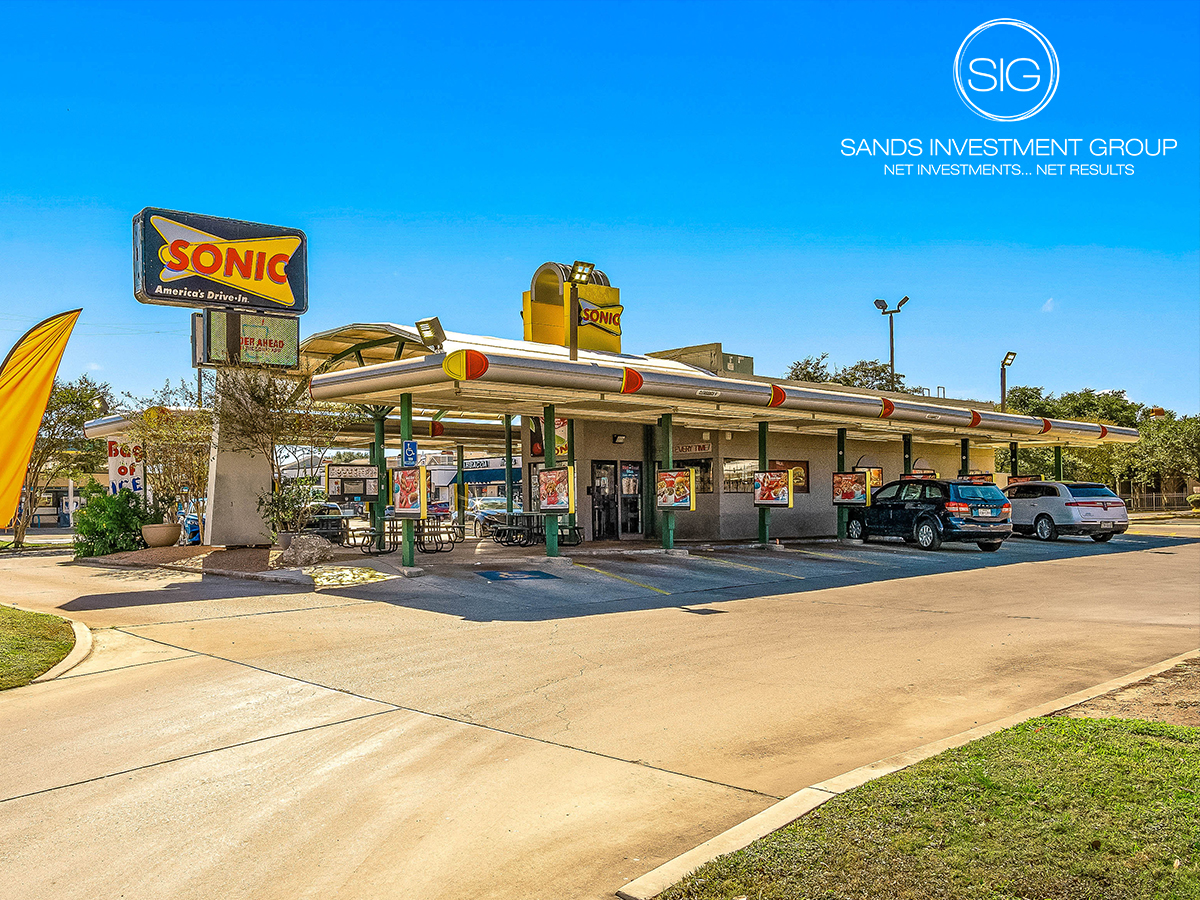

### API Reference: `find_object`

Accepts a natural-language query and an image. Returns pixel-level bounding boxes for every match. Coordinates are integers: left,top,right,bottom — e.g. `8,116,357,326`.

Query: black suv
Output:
846,478,1013,551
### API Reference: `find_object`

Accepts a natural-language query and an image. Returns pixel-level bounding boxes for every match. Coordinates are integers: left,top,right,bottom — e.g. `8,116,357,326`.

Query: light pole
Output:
567,260,595,361
1000,351,1016,412
873,296,909,390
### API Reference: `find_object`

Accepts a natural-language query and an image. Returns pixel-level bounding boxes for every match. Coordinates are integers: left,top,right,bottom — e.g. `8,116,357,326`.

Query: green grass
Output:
0,605,75,689
662,718,1200,900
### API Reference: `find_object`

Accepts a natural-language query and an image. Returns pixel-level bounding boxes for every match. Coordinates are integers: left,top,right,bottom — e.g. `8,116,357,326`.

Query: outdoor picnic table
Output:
489,513,583,547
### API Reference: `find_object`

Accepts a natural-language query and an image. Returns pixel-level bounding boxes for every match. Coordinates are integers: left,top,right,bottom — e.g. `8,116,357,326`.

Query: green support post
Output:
661,413,674,550
960,438,970,477
544,403,558,557
1010,442,1019,478
567,418,576,530
400,394,414,567
504,414,514,516
644,423,658,539
1053,445,1063,481
456,443,465,528
836,427,847,539
374,411,387,551
758,421,769,545
903,433,913,475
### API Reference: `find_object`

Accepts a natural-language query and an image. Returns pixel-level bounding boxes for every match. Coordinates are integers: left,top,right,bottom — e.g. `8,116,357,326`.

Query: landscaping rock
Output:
278,534,335,566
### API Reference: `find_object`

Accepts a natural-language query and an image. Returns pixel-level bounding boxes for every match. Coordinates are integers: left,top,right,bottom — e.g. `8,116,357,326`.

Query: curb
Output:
31,618,93,683
616,647,1200,900
565,549,689,558
77,558,315,587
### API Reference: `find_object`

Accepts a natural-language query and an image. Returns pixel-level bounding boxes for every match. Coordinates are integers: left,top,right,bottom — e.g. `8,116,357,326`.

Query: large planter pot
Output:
277,531,298,550
142,523,182,548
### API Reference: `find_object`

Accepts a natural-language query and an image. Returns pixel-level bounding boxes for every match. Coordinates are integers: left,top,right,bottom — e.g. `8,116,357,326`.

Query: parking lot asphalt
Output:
0,531,1197,900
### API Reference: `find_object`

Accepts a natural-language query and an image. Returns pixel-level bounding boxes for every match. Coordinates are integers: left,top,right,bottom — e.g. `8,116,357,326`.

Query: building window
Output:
678,458,714,493
722,459,757,493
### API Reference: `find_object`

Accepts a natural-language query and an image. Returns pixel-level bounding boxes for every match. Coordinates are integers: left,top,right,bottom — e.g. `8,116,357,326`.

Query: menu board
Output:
326,464,379,503
1006,474,1042,484
656,468,696,510
754,470,793,508
960,472,995,484
853,466,883,489
907,469,938,479
832,471,871,506
538,466,575,513
392,466,428,518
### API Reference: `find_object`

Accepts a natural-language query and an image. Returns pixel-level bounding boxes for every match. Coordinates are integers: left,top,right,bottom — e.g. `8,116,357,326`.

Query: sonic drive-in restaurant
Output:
299,261,1138,558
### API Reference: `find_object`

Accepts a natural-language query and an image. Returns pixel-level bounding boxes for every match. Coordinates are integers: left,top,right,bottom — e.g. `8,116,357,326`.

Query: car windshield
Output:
1067,484,1120,499
954,485,1006,502
475,498,509,510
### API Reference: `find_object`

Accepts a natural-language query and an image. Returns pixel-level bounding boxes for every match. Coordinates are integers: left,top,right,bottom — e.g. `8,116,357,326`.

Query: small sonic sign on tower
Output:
134,208,308,314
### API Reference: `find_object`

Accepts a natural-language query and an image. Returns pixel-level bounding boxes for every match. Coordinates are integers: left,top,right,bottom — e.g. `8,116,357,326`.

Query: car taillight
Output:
1001,502,1011,515
945,501,971,516
1065,501,1103,507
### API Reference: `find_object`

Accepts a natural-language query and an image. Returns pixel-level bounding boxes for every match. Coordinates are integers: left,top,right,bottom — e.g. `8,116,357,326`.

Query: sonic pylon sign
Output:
134,207,308,314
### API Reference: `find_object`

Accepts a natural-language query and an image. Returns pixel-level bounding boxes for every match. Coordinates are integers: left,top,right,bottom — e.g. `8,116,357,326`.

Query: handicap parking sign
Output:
402,440,418,467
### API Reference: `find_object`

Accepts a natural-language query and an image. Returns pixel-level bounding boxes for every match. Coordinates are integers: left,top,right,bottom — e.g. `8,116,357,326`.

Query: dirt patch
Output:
103,546,210,566
1053,656,1200,727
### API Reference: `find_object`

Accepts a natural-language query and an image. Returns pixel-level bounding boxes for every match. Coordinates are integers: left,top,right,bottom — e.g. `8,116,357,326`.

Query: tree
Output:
211,366,368,487
997,384,1190,495
121,378,213,526
786,354,833,383
11,375,112,547
784,355,925,394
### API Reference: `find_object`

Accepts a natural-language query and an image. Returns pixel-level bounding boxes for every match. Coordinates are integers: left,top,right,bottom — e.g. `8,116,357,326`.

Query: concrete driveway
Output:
1,532,1197,899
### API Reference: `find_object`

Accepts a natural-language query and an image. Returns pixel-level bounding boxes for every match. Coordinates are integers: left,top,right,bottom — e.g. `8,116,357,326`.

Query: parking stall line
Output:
691,556,806,581
572,563,672,594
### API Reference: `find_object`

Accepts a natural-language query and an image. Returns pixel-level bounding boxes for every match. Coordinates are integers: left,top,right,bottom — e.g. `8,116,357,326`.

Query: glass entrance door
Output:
592,461,619,540
620,462,642,535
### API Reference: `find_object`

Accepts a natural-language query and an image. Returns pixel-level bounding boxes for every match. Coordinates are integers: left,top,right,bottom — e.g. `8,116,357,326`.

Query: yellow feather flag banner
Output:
0,309,82,527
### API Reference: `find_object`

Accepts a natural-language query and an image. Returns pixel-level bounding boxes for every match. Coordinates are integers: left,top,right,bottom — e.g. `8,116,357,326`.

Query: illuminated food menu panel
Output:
754,470,793,507
832,472,870,506
656,468,696,510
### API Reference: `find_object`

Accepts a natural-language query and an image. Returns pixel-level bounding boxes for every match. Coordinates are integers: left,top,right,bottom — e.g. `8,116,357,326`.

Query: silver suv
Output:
1003,481,1128,542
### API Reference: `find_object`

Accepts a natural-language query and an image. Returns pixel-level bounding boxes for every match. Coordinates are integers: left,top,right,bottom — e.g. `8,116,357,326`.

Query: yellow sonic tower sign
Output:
523,261,621,354
134,208,308,314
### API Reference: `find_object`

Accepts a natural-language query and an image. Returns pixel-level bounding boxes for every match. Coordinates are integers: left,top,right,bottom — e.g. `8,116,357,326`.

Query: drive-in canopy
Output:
301,324,1138,449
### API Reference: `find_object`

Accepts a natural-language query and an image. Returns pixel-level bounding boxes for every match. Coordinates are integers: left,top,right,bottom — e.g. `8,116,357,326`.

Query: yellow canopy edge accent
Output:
0,309,82,526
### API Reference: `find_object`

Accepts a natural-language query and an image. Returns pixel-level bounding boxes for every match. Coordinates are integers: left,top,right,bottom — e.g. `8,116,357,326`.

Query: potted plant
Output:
140,496,182,547
258,479,325,548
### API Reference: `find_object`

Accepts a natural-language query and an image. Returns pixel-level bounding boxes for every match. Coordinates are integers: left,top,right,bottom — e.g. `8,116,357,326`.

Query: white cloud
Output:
1041,297,1055,313
87,362,103,370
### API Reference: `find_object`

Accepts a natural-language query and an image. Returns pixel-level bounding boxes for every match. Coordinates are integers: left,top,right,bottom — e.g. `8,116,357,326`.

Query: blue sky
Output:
1,0,1196,412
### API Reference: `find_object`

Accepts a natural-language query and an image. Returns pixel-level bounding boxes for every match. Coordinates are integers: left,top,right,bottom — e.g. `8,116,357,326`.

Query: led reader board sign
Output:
193,309,300,369
134,207,308,314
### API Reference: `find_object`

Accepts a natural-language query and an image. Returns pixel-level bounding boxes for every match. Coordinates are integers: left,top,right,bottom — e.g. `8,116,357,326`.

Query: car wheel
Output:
1091,533,1114,543
1034,515,1058,541
846,517,865,541
915,518,941,551
977,541,1003,552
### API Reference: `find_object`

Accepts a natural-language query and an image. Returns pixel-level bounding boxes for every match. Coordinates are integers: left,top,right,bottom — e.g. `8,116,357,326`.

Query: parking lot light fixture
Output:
568,260,595,361
873,296,910,390
1000,352,1017,411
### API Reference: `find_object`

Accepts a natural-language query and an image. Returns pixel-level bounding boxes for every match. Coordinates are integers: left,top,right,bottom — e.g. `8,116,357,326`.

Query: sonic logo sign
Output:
578,298,623,337
134,207,308,314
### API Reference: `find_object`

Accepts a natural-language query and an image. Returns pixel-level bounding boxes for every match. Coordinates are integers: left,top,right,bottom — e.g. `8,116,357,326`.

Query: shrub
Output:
1188,494,1200,510
257,479,326,534
73,482,157,558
